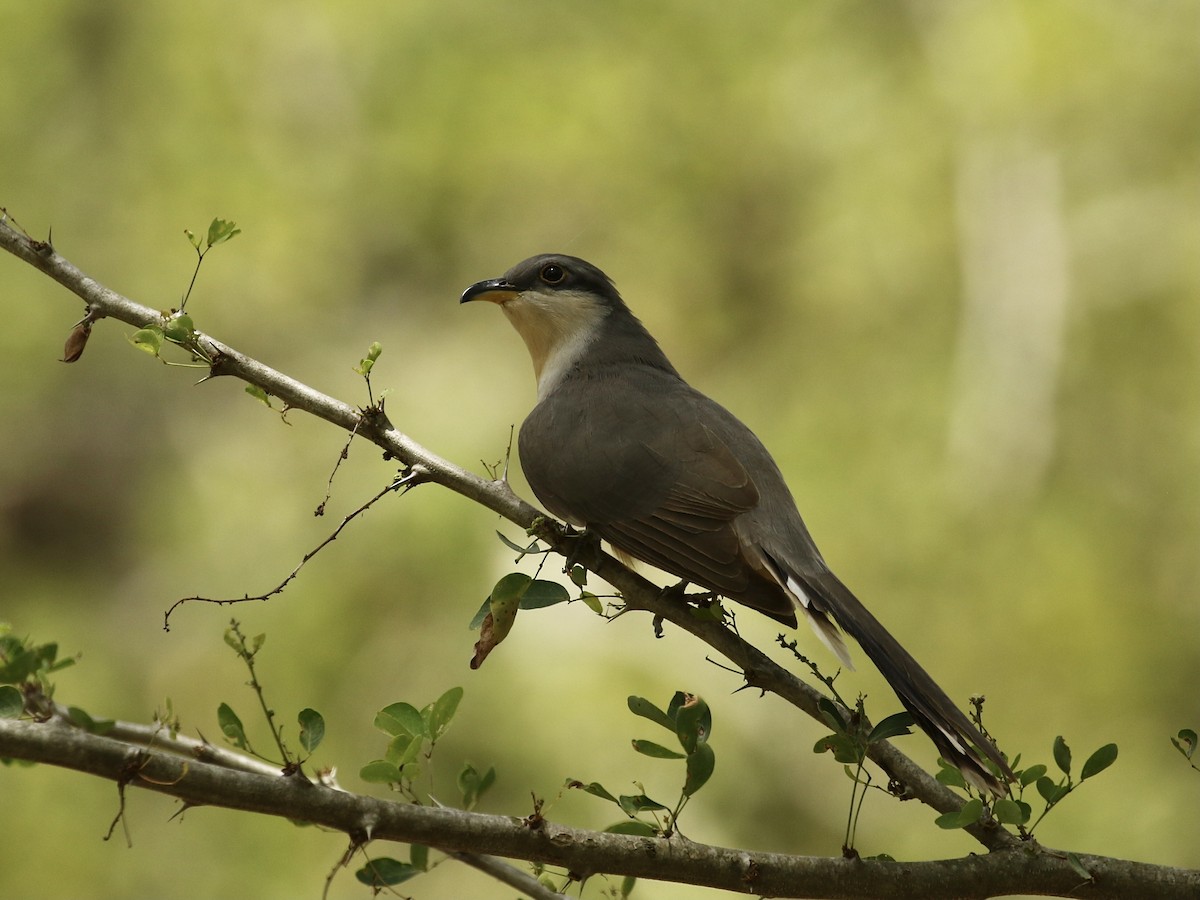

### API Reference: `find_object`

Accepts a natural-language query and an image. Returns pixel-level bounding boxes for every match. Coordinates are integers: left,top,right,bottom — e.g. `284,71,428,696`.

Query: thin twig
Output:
162,467,427,628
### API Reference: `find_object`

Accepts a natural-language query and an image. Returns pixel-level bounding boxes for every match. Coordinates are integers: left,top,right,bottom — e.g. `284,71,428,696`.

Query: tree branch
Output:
3,215,1197,898
2,716,1196,900
0,213,983,831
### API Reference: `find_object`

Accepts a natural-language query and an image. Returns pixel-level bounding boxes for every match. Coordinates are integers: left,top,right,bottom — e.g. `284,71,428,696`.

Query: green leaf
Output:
954,798,981,825
991,798,1028,825
66,706,114,734
814,733,863,765
298,708,325,753
683,742,716,796
409,843,429,871
620,874,637,897
689,598,727,622
570,780,620,804
627,696,675,731
817,697,847,732
1172,729,1198,760
933,797,984,829
933,811,959,829
1080,743,1118,780
1018,763,1047,787
384,733,411,766
568,565,588,587
161,313,195,343
490,572,531,597
46,656,75,675
205,218,241,248
477,765,497,796
934,758,968,789
467,597,491,630
245,385,273,407
130,326,164,355
385,733,423,767
667,696,686,724
495,531,541,555
0,685,22,718
605,821,658,837
486,575,522,646
580,590,603,614
618,794,669,816
425,686,464,741
375,702,426,738
1053,735,1072,776
0,647,34,683
490,572,532,609
217,703,248,749
1036,775,1069,804
632,740,685,759
359,760,403,784
520,579,570,610
355,857,420,887
673,694,711,753
867,711,915,743
457,762,496,809
0,639,74,686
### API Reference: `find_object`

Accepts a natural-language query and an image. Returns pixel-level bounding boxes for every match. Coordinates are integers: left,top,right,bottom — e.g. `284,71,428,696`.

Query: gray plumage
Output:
463,253,1013,796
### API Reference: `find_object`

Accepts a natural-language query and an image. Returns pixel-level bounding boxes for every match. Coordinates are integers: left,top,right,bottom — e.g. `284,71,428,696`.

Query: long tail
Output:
788,566,1013,796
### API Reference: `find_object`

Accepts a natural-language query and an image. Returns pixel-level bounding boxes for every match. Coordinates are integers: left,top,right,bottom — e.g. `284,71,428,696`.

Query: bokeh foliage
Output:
1,2,1197,898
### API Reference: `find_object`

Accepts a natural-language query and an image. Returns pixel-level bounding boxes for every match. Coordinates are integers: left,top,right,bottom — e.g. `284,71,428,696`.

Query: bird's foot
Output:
660,579,692,601
559,525,602,574
659,582,725,622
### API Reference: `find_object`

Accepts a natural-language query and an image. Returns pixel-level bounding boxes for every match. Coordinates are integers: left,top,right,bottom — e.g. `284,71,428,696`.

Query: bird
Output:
461,253,1013,796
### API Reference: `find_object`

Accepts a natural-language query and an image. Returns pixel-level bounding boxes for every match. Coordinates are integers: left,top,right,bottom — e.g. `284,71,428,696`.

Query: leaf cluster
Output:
215,624,326,770
935,736,1118,833
359,687,495,806
570,691,715,840
357,686,495,887
813,696,914,853
126,217,241,364
0,624,77,719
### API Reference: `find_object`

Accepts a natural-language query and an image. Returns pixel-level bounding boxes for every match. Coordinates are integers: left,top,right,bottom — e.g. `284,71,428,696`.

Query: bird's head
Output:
461,254,628,396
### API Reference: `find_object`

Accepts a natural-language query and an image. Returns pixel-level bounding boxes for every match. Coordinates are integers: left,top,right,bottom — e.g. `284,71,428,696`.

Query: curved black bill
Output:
460,278,519,304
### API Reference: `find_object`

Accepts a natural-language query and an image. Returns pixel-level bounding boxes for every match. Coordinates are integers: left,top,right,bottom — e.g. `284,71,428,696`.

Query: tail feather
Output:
792,567,1013,796
783,572,855,670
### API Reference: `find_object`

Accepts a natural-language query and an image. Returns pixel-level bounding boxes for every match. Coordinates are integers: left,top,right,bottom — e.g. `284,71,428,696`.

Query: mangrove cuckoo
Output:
461,253,1013,795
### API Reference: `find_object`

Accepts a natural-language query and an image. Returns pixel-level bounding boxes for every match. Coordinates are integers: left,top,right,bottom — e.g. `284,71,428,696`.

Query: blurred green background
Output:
2,1,1197,898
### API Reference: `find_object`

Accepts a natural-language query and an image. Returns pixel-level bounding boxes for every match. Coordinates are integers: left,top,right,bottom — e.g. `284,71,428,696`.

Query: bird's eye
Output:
539,264,566,285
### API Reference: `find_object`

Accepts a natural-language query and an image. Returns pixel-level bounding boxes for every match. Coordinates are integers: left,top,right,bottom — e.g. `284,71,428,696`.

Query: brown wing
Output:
597,419,761,596
520,372,797,623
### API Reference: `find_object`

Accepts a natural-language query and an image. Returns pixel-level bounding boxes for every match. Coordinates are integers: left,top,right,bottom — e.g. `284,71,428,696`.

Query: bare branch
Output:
2,717,1197,899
